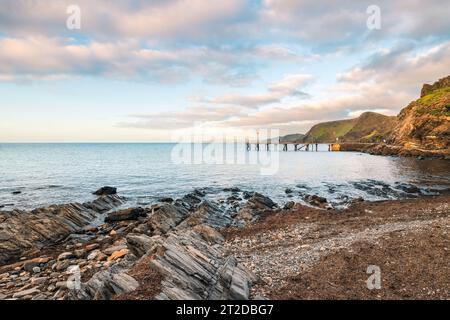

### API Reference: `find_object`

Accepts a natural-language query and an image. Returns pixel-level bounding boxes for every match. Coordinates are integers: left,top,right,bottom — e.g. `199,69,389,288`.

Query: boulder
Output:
147,204,189,235
93,186,117,196
304,194,329,209
239,193,277,221
105,207,145,223
126,234,161,258
57,252,75,261
69,264,138,300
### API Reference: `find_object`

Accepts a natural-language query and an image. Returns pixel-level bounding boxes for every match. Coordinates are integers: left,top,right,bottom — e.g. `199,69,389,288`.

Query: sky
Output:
0,0,449,142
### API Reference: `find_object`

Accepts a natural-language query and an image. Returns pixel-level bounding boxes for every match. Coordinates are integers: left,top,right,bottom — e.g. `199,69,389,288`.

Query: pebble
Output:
31,277,48,285
85,243,100,251
32,267,41,273
107,249,129,261
104,245,127,255
12,287,40,299
57,252,75,261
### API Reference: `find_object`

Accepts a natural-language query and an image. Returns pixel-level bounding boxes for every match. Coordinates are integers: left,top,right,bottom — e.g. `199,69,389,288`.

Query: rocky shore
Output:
0,186,449,300
0,188,276,300
339,142,450,160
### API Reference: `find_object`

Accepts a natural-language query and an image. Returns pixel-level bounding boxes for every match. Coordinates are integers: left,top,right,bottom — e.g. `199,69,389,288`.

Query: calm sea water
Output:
0,143,449,210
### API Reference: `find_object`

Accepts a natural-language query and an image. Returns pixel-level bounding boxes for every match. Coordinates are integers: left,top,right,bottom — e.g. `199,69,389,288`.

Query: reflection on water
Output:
0,143,449,209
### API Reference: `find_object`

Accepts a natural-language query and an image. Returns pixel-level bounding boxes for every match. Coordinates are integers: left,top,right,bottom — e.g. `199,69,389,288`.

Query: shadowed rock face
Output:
0,195,123,265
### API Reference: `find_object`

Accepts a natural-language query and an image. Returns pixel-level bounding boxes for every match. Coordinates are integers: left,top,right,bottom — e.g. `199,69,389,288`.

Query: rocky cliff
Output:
388,75,450,151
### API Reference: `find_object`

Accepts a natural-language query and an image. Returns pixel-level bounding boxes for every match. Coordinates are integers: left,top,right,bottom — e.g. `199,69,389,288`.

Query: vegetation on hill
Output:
277,133,305,143
302,112,395,143
343,112,396,142
302,119,357,143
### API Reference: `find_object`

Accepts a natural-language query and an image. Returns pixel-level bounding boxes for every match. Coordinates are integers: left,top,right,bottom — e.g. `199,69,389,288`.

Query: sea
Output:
1,143,449,210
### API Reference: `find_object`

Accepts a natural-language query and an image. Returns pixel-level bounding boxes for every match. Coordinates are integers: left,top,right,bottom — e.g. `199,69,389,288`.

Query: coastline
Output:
1,188,449,300
339,142,450,160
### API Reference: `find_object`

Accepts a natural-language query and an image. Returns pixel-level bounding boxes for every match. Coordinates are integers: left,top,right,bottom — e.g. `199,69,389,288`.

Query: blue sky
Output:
0,0,449,142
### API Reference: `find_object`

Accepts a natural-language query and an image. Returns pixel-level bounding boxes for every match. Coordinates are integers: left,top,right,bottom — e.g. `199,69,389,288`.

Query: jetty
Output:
245,140,341,152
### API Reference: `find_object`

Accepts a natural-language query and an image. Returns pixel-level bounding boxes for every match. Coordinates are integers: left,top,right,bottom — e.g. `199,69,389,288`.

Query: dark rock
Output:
304,194,329,209
179,193,202,210
239,193,277,221
93,186,117,196
12,191,22,195
224,187,241,192
283,201,295,210
249,193,277,209
227,195,242,202
395,183,421,194
158,197,174,203
285,188,293,194
242,191,254,199
105,207,146,223
193,189,206,197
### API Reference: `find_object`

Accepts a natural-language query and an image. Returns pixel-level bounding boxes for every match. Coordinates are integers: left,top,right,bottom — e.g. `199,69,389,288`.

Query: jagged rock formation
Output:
421,76,450,98
389,75,450,151
0,195,123,265
133,229,257,300
68,192,274,300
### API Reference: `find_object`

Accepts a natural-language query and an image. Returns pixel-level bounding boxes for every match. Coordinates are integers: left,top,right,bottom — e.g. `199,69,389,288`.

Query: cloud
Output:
260,0,450,46
119,40,450,135
200,73,314,108
0,36,296,84
347,109,395,118
337,40,450,94
0,0,252,41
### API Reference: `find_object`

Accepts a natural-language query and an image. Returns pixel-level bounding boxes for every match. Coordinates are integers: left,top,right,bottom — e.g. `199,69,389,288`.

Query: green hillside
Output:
302,112,396,143
278,133,305,143
343,112,396,142
302,118,357,143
